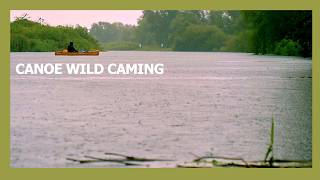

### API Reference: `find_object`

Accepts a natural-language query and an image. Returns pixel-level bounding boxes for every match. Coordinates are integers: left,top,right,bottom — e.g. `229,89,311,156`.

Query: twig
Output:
104,152,172,162
194,155,249,167
84,155,140,166
66,157,101,164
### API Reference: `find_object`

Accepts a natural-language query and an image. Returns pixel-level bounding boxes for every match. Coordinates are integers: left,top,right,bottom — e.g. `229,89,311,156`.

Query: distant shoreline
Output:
9,51,312,59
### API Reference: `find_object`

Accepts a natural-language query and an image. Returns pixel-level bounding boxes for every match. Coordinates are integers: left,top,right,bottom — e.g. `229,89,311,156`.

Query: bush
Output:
274,39,302,56
103,42,139,51
10,18,101,52
11,34,31,52
221,30,255,52
173,25,226,51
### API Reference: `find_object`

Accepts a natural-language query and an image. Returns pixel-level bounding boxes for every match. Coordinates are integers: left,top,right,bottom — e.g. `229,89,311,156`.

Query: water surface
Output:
11,51,312,167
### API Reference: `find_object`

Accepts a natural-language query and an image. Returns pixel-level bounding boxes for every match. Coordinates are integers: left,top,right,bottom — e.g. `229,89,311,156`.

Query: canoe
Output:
55,50,99,56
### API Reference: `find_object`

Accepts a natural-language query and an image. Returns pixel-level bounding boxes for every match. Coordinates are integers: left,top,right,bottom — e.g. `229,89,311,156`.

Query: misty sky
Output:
10,10,143,28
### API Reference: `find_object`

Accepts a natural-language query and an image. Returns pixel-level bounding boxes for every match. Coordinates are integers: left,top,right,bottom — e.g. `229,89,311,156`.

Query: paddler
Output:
67,42,78,52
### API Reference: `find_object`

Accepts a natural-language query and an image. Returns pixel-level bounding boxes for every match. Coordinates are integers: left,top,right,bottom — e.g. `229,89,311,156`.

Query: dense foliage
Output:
11,17,100,52
90,10,311,57
241,11,311,57
11,11,311,57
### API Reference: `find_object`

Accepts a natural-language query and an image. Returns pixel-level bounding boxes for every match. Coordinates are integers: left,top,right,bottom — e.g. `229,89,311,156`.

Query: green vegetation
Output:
11,11,311,57
264,117,274,163
11,17,100,52
90,22,136,44
101,42,172,51
241,11,311,57
173,25,226,51
102,41,139,51
274,39,303,56
90,10,311,57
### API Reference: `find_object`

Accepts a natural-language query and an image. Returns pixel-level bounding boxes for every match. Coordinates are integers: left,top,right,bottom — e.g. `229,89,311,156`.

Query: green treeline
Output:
11,11,311,57
90,10,311,57
11,17,100,52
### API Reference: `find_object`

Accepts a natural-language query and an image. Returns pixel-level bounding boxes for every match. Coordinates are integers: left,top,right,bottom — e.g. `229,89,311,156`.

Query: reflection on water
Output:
10,52,312,168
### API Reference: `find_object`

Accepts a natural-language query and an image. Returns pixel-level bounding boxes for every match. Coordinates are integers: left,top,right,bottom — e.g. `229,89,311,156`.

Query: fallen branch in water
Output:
84,155,140,166
104,152,172,162
178,161,311,168
177,156,311,168
66,157,102,164
66,152,173,166
67,156,141,166
194,155,249,167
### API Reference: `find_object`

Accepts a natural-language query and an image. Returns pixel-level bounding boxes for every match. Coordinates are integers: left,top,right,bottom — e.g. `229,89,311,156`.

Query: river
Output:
10,51,312,167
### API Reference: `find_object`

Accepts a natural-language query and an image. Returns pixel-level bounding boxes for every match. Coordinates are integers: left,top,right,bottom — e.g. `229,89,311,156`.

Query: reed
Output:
264,117,275,164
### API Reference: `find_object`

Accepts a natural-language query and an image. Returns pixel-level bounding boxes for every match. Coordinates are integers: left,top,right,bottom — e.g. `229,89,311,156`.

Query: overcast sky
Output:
10,10,143,28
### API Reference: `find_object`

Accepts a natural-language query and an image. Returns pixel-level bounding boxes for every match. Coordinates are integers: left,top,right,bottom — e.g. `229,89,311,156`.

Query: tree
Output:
241,10,311,57
11,18,100,52
173,25,226,51
90,22,136,43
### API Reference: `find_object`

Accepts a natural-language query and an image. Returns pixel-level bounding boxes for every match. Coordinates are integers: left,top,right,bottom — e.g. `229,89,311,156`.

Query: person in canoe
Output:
67,42,78,52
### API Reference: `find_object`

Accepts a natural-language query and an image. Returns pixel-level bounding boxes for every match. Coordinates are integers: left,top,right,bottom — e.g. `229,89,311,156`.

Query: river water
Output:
10,51,312,168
